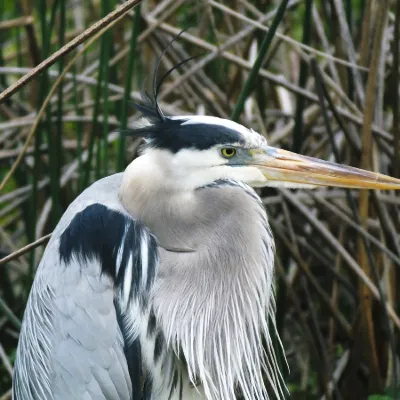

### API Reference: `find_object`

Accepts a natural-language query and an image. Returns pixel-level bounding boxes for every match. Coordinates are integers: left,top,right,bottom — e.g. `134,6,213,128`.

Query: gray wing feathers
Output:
13,174,158,400
52,258,132,399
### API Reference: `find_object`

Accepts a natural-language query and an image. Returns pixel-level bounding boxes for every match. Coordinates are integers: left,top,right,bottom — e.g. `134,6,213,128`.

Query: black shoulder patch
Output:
59,203,158,304
59,203,125,273
60,204,160,398
133,118,245,153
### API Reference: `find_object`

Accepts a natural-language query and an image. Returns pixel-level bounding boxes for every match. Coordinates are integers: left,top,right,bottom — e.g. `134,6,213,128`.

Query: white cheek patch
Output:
223,166,267,184
180,165,268,191
172,148,226,169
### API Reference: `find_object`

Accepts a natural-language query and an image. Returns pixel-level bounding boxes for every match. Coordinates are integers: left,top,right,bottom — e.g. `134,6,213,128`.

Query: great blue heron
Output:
12,55,400,399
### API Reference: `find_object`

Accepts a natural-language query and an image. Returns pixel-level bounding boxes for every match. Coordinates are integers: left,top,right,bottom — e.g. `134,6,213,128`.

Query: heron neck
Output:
149,182,279,399
119,153,274,250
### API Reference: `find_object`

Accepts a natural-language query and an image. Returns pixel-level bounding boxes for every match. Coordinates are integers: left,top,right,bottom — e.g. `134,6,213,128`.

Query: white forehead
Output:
178,115,250,136
171,115,267,147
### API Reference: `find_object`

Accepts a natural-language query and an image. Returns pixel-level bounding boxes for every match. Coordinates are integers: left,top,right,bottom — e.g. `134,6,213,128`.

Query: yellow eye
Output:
220,147,237,158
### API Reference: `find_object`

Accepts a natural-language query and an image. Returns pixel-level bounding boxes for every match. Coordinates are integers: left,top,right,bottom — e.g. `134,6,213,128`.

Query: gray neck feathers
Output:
121,175,286,399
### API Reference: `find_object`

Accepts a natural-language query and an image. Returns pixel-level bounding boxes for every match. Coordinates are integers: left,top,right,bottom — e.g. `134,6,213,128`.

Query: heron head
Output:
128,104,400,192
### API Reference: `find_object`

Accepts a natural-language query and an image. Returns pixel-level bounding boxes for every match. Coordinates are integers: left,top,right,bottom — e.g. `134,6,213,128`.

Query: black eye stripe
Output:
133,118,246,153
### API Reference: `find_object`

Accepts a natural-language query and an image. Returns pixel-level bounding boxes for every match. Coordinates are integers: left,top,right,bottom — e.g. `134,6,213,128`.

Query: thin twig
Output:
0,234,51,266
0,16,34,30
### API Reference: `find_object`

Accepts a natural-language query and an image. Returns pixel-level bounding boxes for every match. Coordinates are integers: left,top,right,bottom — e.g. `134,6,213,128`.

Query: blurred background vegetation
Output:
0,0,399,399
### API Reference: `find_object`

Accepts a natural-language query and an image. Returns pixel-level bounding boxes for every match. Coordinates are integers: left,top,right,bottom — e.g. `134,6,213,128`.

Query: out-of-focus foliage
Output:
0,1,400,399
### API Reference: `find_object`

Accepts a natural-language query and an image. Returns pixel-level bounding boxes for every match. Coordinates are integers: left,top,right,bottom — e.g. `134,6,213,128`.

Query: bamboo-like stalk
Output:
99,0,115,178
357,0,390,393
292,0,313,152
117,4,141,172
359,0,372,67
54,0,66,224
230,0,290,121
393,0,400,180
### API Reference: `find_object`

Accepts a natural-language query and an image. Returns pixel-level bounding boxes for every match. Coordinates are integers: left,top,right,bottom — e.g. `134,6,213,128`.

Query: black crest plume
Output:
134,28,201,123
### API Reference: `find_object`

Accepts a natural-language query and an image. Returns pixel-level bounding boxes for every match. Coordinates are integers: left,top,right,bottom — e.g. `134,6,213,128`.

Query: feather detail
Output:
148,181,287,400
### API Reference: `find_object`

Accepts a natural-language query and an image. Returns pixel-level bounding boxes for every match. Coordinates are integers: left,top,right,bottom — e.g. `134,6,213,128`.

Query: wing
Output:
13,181,159,400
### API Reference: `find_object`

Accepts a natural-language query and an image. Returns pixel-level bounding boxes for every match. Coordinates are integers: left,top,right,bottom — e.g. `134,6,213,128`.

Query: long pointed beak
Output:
250,147,400,190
